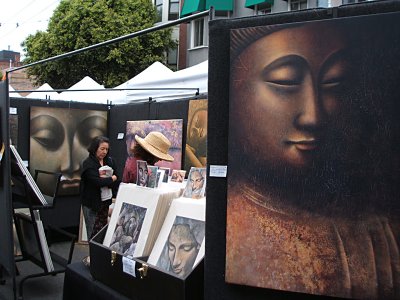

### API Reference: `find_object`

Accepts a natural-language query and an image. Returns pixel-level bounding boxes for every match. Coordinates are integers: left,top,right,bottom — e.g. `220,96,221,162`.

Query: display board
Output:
0,81,16,277
207,1,400,300
109,99,191,176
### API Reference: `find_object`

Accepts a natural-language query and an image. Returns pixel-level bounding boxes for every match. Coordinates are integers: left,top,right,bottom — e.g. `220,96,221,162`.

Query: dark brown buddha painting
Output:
226,13,400,299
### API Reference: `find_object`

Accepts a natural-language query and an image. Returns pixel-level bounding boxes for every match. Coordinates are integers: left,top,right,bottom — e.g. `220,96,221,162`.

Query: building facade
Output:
153,0,374,69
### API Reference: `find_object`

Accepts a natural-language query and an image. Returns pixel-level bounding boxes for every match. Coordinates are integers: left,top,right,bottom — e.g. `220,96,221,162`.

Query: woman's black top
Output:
80,154,119,211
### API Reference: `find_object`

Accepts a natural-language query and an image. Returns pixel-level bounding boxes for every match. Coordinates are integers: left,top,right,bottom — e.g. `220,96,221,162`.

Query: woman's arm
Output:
82,159,115,188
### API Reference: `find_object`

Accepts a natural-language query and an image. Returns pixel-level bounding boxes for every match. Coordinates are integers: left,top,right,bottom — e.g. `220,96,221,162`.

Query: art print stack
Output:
103,184,181,258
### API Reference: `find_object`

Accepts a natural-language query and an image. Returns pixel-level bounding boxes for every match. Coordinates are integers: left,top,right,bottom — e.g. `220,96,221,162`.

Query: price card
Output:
122,256,136,277
209,165,227,177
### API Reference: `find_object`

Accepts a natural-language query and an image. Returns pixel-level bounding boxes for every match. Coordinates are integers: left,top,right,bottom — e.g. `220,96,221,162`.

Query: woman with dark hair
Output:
81,136,119,239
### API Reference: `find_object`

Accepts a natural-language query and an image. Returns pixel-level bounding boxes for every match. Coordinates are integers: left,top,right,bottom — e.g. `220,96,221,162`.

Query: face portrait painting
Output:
183,168,206,199
225,14,400,299
156,217,205,278
30,107,108,196
184,99,208,173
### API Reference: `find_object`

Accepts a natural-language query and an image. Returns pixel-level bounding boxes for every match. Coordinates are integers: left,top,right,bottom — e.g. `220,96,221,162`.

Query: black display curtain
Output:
0,80,16,278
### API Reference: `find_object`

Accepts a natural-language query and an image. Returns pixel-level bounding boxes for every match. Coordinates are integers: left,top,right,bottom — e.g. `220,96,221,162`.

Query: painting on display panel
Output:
30,106,108,196
184,99,207,174
122,119,183,183
225,12,400,299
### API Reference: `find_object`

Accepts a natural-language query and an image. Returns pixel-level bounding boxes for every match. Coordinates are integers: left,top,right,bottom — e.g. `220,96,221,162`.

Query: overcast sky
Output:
0,0,59,58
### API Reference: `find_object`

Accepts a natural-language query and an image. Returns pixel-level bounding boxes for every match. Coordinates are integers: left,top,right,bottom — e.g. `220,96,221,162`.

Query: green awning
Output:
245,0,274,8
206,0,234,11
181,0,206,17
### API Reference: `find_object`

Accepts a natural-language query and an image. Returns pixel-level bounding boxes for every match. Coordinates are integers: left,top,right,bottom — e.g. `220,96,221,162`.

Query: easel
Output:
10,147,76,300
11,171,76,300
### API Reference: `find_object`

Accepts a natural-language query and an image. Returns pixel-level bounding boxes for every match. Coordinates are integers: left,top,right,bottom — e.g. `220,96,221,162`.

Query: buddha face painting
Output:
30,107,107,196
230,22,353,178
226,14,400,298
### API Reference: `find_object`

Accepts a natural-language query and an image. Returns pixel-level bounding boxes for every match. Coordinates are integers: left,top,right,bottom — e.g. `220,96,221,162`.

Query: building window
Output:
168,0,179,20
317,0,329,7
155,0,163,22
343,0,368,3
255,2,272,15
167,47,178,66
289,0,308,10
193,18,205,47
215,10,230,17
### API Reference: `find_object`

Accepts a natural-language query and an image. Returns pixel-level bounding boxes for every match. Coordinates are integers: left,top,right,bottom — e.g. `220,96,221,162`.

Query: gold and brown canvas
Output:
184,99,208,173
225,13,400,299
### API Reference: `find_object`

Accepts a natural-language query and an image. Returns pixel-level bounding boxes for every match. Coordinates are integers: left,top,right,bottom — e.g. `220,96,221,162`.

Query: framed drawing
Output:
182,167,206,199
170,169,186,183
108,202,146,256
155,169,165,188
147,165,159,188
148,197,205,278
136,160,148,187
159,167,170,183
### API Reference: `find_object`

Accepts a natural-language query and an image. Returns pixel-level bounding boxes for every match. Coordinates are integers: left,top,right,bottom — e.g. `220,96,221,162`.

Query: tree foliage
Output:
22,0,176,88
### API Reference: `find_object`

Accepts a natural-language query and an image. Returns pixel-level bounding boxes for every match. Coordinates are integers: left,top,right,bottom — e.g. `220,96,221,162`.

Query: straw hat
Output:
135,131,174,162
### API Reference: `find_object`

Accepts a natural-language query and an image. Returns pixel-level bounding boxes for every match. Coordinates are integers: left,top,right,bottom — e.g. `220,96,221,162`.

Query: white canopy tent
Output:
25,83,60,100
8,85,23,98
117,60,208,104
56,76,109,103
9,60,208,104
107,61,174,104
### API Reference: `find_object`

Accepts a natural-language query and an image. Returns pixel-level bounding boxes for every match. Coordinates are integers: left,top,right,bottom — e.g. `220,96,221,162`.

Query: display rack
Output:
87,184,204,300
11,171,76,300
90,225,204,300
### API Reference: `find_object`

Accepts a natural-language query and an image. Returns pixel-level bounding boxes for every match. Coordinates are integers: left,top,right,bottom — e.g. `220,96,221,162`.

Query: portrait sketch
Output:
159,167,170,183
30,107,108,196
136,160,148,187
183,167,206,199
225,13,400,299
170,169,186,183
184,99,208,173
156,216,205,278
123,119,183,182
109,202,146,256
147,165,159,188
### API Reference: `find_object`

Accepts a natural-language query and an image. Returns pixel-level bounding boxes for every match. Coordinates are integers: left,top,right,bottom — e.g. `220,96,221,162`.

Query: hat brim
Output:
135,135,174,162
